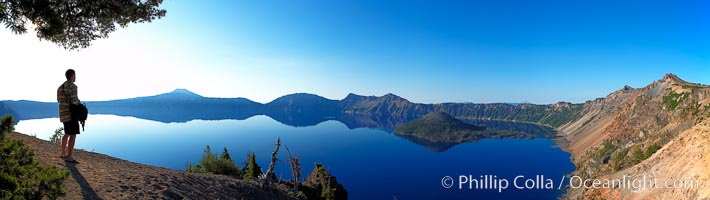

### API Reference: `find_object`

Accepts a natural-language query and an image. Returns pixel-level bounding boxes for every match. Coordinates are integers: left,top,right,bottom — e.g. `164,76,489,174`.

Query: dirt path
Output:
7,132,293,200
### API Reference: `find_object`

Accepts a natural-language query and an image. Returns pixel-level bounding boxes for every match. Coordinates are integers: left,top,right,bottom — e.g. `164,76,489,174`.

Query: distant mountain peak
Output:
615,85,635,93
661,73,686,83
171,88,194,93
267,93,337,106
271,93,329,101
381,93,409,101
168,88,202,97
282,93,320,98
170,88,195,94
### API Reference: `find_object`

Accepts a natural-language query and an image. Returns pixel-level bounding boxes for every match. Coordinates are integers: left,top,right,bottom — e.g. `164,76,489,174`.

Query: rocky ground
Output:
592,119,710,199
7,132,294,200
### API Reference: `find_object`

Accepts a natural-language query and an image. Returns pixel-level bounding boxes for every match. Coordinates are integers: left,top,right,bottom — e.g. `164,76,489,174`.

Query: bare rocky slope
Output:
558,74,710,199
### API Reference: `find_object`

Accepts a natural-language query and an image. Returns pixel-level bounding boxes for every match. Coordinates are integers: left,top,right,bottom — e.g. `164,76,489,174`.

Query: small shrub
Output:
49,127,64,144
645,143,661,158
0,135,70,199
0,115,15,140
243,151,263,180
596,140,617,162
186,145,242,178
301,163,348,200
611,148,629,171
631,147,644,164
221,147,232,161
662,91,687,110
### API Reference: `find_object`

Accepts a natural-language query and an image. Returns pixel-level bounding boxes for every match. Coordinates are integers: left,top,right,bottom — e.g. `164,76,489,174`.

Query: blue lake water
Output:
16,114,575,199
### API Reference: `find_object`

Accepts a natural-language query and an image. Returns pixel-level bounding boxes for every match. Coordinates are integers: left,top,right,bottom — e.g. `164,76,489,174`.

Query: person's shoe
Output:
59,155,68,159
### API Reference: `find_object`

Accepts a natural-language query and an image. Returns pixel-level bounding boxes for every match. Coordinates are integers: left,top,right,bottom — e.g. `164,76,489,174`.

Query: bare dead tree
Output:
262,137,281,181
284,145,302,193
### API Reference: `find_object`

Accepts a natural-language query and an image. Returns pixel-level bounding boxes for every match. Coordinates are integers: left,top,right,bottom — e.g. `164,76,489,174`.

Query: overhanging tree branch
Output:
0,0,166,50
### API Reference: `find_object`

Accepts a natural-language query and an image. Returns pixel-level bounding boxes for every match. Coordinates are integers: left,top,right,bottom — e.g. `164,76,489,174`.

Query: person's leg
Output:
67,134,77,160
61,133,69,157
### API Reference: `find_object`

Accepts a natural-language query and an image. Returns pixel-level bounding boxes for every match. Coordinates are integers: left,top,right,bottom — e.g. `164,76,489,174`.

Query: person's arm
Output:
69,85,81,105
57,86,62,103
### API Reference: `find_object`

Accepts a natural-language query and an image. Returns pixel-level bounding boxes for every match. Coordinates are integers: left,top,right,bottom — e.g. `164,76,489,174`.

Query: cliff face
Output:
558,73,710,199
340,94,584,128
433,102,584,127
557,84,640,157
340,93,432,120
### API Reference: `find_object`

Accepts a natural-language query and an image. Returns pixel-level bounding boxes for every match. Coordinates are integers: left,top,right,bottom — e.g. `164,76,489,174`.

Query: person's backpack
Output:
70,103,88,122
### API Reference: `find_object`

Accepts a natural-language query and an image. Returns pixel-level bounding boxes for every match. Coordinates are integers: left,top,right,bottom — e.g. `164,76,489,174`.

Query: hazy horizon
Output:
2,1,708,104
0,73,703,105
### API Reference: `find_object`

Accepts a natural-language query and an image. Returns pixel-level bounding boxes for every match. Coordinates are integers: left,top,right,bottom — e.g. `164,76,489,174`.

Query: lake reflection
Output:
16,114,574,199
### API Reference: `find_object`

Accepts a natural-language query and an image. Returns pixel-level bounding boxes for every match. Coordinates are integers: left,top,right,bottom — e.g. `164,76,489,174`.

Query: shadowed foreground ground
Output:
7,132,294,200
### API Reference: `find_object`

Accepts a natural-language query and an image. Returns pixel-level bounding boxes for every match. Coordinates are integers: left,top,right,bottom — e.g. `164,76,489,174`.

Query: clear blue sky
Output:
2,0,709,104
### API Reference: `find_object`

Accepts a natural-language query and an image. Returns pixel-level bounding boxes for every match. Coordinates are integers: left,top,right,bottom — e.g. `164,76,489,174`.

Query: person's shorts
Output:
63,120,80,135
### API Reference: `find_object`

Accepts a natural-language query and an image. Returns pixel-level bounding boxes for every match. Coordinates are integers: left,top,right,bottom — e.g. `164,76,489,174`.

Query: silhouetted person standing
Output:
58,69,81,163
